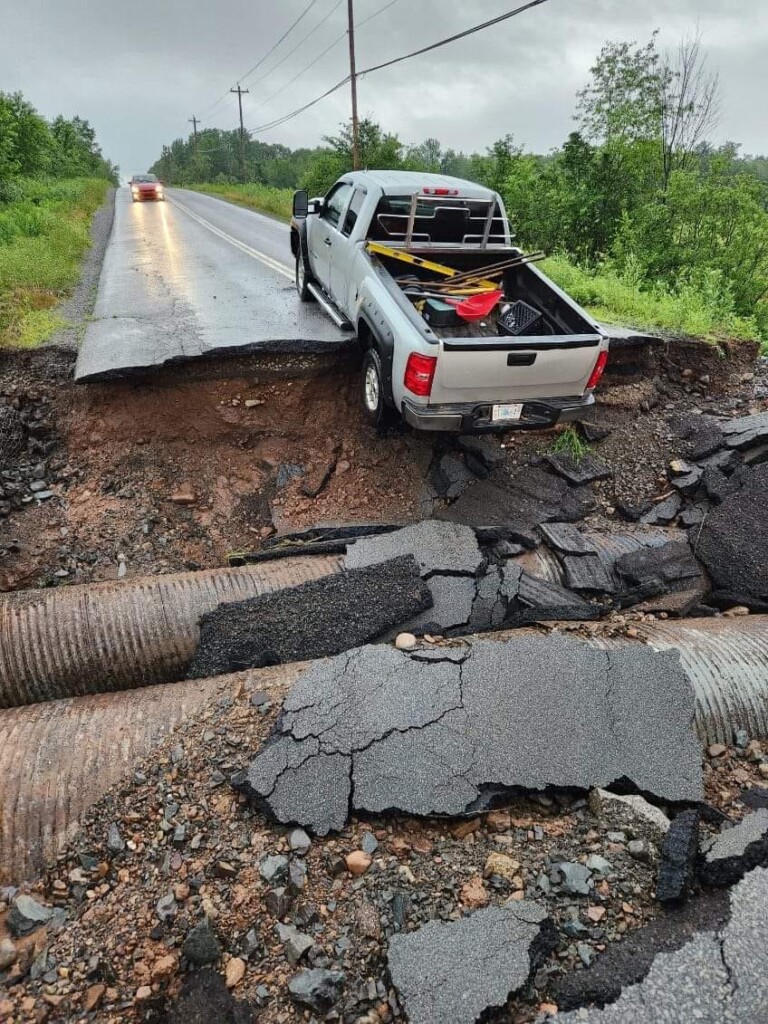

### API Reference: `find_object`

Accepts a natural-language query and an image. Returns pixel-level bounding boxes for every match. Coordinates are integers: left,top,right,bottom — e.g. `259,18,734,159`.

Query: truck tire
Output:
361,348,396,430
295,251,314,302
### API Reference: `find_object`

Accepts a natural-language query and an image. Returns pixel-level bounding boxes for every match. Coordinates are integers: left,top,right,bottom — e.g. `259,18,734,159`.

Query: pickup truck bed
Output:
291,170,609,433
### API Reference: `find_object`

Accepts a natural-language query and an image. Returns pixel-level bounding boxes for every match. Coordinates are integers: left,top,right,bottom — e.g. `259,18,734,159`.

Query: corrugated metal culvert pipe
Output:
1,618,767,885
0,556,343,708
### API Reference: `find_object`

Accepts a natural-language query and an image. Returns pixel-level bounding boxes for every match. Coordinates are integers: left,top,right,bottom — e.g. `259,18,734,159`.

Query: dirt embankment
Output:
1,339,766,594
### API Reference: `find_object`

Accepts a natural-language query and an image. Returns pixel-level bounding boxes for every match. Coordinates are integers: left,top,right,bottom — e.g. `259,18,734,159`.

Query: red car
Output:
130,174,165,202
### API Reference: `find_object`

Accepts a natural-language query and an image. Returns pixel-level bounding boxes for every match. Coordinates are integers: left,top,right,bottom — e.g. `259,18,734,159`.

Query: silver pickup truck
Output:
290,170,608,433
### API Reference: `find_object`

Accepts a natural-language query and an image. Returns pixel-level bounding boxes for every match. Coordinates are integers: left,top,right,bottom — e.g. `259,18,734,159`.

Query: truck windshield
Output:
368,195,507,246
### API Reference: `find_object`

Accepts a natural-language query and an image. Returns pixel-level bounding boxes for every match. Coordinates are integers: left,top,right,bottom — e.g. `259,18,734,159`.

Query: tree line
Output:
0,91,118,195
151,32,768,339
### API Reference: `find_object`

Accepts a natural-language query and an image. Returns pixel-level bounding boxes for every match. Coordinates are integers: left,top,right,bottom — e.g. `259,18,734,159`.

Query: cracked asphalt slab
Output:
234,635,703,835
387,903,550,1024
558,867,768,1023
75,188,346,381
187,555,432,677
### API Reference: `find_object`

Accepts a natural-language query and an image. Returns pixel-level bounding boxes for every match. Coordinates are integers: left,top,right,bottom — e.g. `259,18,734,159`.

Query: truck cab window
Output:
322,183,353,229
342,189,366,237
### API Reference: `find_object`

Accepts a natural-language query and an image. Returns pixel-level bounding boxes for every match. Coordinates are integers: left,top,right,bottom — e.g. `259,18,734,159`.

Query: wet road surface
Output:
74,188,347,381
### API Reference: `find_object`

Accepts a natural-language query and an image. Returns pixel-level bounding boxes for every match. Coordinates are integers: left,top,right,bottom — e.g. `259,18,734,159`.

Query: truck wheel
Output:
361,349,395,430
295,253,314,302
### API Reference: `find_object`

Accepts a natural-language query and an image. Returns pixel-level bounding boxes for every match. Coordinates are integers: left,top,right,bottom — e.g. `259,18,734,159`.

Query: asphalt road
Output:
74,187,347,381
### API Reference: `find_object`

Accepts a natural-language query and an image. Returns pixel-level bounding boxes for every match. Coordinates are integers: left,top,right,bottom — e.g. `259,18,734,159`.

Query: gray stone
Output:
156,893,178,923
277,923,314,964
235,638,702,834
182,917,221,966
539,523,598,555
628,839,655,864
189,555,433,676
264,887,292,918
0,936,18,969
700,809,768,886
106,822,125,853
344,521,482,577
585,855,613,875
288,859,307,894
558,867,768,1023
288,968,345,1013
288,828,311,855
259,855,289,885
361,832,379,855
589,790,671,846
388,904,548,1024
558,862,593,895
7,895,53,937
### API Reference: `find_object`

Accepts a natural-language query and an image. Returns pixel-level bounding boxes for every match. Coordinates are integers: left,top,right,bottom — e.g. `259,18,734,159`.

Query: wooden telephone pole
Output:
347,0,360,170
230,84,250,181
188,115,199,158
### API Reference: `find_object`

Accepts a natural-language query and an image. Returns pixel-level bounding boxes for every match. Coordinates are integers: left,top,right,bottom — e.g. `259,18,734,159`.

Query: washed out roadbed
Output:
1,338,767,594
0,649,767,1024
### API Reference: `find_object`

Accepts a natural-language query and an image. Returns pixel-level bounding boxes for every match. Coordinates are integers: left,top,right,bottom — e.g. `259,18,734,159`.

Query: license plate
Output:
492,403,524,422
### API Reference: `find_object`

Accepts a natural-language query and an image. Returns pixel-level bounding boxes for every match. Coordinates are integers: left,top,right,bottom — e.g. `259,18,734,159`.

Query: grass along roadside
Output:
187,182,292,222
0,177,110,349
542,253,764,349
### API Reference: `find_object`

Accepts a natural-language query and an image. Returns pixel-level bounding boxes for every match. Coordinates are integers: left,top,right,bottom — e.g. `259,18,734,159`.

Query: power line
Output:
241,0,552,138
357,0,400,28
244,0,345,89
248,75,351,135
238,0,323,84
358,0,552,78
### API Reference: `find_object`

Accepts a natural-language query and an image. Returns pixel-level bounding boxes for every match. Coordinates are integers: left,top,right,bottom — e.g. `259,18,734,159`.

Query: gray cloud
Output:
2,0,765,177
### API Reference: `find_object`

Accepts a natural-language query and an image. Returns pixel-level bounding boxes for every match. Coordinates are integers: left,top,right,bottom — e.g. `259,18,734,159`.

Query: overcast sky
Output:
3,0,766,178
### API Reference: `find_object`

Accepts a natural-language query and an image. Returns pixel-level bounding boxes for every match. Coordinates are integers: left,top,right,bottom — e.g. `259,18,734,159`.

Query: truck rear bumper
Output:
401,393,595,434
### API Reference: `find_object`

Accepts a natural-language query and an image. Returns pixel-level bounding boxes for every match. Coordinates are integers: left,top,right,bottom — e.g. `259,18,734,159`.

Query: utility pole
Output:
188,115,199,167
230,84,250,182
347,0,360,170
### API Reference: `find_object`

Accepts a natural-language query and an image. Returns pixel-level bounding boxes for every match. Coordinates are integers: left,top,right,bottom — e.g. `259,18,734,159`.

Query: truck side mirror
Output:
293,190,309,218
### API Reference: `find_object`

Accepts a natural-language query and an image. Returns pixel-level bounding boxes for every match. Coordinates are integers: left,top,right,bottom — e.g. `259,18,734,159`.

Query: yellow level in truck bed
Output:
366,241,498,291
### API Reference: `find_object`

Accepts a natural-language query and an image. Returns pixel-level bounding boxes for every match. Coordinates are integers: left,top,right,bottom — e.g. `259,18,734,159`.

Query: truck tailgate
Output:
433,334,603,401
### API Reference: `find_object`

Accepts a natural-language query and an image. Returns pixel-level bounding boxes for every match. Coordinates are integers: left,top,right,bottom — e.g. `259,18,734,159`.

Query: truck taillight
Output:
586,350,609,390
404,352,437,397
422,187,459,196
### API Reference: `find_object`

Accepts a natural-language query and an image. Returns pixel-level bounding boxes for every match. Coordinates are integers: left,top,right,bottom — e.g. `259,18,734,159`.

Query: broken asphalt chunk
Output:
656,809,700,903
639,493,683,526
162,971,255,1024
387,904,550,1024
544,453,613,486
513,571,600,623
558,866,768,1022
696,463,768,610
234,637,702,835
344,520,482,577
699,808,768,887
614,540,705,606
562,554,615,594
188,555,432,677
429,454,475,502
538,522,598,556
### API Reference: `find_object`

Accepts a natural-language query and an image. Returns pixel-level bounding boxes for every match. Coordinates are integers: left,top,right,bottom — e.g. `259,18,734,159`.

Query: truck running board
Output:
307,283,355,331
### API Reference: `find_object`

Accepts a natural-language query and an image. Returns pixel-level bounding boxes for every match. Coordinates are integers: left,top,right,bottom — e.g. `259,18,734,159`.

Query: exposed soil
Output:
1,339,766,594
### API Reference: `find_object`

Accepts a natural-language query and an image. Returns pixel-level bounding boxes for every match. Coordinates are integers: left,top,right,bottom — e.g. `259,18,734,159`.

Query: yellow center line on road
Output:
167,196,294,281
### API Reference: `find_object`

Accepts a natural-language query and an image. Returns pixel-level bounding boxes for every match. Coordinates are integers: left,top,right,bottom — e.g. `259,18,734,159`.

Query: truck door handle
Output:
324,238,332,246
